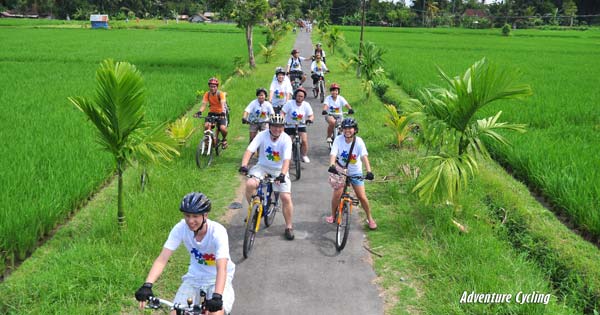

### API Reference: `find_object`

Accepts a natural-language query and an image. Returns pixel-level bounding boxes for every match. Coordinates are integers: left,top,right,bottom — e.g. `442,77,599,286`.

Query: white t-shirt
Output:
247,129,292,170
287,56,306,72
164,219,235,284
269,78,293,108
330,135,368,176
310,60,328,76
323,95,348,116
282,100,313,128
244,99,274,123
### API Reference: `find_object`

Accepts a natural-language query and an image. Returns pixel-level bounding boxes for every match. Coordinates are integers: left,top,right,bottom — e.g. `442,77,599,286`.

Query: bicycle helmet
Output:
269,113,285,126
341,117,359,133
330,83,341,92
291,49,299,55
294,87,307,98
275,66,285,76
180,192,211,214
207,77,219,86
256,87,268,97
316,43,322,47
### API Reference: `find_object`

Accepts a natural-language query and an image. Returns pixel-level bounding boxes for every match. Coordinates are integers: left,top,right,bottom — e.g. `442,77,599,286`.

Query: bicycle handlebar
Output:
246,174,276,183
147,296,204,314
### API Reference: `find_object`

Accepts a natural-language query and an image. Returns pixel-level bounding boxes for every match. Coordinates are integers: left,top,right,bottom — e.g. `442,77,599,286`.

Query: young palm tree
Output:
352,41,386,81
69,59,179,226
403,58,532,204
325,26,344,55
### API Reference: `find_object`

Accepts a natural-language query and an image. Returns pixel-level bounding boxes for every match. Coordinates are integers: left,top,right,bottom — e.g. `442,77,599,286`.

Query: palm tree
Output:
69,59,179,226
352,41,386,81
325,26,344,55
402,58,532,204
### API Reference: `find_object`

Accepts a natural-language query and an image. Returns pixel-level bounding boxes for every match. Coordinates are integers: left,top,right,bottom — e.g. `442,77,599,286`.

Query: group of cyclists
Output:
135,44,377,315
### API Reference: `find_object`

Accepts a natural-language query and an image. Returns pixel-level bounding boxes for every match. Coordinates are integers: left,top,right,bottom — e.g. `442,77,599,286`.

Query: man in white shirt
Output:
281,87,314,163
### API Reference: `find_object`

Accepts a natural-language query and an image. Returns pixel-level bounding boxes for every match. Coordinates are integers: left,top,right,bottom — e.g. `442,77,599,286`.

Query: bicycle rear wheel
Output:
335,201,351,251
264,190,279,227
243,203,260,258
140,168,148,192
319,80,325,103
293,140,301,180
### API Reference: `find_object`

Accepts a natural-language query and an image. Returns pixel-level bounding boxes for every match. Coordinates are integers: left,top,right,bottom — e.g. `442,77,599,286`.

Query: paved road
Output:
227,30,384,315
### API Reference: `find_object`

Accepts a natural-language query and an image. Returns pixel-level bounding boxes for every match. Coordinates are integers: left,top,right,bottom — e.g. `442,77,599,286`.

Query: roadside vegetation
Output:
315,26,600,313
0,23,248,276
340,25,600,241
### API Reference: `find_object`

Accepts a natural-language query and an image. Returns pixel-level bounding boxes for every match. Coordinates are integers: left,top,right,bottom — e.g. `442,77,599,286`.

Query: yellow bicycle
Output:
243,174,279,258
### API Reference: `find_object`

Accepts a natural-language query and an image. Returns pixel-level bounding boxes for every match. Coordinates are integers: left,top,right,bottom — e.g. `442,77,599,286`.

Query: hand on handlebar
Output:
194,111,202,118
306,119,313,124
365,172,374,180
322,110,328,115
205,293,223,312
275,173,286,184
242,117,249,124
239,166,249,175
328,165,338,175
135,282,154,303
348,108,354,115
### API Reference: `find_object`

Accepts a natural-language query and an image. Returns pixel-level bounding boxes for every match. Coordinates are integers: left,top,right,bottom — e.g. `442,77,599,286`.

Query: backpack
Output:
216,91,230,126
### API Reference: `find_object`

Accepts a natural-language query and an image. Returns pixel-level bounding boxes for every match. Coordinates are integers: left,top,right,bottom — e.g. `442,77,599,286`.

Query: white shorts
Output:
249,164,291,193
174,278,234,314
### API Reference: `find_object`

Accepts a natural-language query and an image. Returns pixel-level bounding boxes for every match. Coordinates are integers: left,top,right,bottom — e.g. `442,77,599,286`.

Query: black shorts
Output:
207,113,227,127
285,127,307,136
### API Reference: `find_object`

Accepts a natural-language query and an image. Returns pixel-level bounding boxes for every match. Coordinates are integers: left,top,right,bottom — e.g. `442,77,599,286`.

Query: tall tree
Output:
563,0,578,26
233,0,269,68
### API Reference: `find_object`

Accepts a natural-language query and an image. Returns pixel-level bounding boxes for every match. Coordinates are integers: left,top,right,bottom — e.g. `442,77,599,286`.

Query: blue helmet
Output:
180,192,211,214
341,117,358,133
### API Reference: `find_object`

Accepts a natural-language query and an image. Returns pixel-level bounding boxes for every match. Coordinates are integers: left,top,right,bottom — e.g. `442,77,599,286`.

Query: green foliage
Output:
383,104,411,147
69,59,179,225
372,78,389,98
232,0,269,68
259,43,276,63
352,41,386,81
324,26,344,55
403,58,531,204
502,23,511,36
167,116,197,146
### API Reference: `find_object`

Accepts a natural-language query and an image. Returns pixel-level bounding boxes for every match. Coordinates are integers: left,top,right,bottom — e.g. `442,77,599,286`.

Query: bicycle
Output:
195,115,226,168
312,72,327,103
289,70,303,93
146,292,206,315
288,120,310,180
333,172,363,251
326,112,349,151
243,174,280,258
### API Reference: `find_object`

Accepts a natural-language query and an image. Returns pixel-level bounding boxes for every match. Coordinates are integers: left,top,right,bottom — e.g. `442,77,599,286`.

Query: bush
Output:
373,78,389,98
501,23,511,36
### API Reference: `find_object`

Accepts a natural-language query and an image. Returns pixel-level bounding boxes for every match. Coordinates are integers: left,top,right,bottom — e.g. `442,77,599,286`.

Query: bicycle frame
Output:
243,174,277,258
337,174,360,224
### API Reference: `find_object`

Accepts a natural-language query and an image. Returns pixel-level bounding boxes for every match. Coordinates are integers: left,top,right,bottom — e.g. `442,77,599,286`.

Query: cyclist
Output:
282,87,314,163
322,83,354,143
239,114,296,240
286,49,308,85
314,42,326,64
196,77,229,149
269,66,293,113
310,52,329,95
135,192,235,315
326,118,377,230
242,87,275,143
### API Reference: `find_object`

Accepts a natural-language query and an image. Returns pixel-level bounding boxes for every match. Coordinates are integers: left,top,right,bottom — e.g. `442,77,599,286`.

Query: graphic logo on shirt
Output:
329,105,340,113
275,89,284,99
340,150,358,165
191,248,216,266
254,109,267,119
265,146,281,162
291,111,304,122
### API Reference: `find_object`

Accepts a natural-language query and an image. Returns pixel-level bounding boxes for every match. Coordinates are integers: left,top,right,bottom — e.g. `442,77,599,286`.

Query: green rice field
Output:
0,23,249,273
341,26,600,239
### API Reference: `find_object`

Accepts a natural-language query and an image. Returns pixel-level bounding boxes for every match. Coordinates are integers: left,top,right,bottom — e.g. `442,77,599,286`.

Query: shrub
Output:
501,23,511,36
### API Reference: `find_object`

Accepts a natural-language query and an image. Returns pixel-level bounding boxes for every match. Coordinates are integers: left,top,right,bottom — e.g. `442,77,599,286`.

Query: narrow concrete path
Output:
227,30,384,315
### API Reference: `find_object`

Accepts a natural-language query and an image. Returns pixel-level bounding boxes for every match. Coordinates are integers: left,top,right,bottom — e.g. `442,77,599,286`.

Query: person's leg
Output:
352,183,376,228
300,132,309,157
248,131,257,143
279,192,293,229
245,166,264,203
219,123,228,146
326,116,335,139
330,188,344,218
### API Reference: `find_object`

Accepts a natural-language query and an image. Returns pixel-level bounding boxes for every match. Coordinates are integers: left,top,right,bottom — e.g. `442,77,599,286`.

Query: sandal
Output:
367,219,378,230
221,139,228,149
325,216,334,224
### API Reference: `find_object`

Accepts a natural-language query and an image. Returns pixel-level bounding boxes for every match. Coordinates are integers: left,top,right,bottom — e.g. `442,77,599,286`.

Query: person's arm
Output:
138,248,174,309
281,158,290,175
213,258,228,295
241,150,253,168
199,93,208,114
269,89,275,103
219,92,227,108
361,155,372,173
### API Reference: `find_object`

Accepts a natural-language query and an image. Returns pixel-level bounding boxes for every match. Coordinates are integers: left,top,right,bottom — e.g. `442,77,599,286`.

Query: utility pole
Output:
356,0,366,78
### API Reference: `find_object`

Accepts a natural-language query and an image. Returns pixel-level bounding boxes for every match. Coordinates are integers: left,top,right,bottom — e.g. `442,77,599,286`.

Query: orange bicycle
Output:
334,173,362,251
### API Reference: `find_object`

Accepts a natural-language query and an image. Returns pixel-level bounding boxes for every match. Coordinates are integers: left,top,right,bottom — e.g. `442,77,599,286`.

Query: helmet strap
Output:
269,130,280,141
194,215,207,236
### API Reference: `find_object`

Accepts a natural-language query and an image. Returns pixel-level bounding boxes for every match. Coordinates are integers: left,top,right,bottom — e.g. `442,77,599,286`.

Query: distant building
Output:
188,14,211,23
463,9,488,19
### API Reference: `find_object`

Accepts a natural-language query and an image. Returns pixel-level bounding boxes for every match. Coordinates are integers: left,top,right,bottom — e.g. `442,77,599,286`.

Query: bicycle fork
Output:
246,197,263,231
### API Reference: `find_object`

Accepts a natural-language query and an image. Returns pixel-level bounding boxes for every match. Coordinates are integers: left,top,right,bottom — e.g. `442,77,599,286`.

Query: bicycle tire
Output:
264,190,279,227
319,80,325,103
294,140,301,180
243,203,260,258
140,169,148,192
335,201,351,251
195,135,213,168
214,135,220,157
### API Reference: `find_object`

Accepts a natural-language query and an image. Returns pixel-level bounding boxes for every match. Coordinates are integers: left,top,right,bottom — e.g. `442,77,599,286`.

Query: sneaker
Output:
325,216,334,224
302,156,310,163
326,137,333,143
284,228,295,240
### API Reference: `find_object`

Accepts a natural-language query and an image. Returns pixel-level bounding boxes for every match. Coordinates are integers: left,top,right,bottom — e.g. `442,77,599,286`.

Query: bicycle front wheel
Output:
243,203,260,258
319,80,325,103
293,140,301,180
264,191,279,227
335,201,351,251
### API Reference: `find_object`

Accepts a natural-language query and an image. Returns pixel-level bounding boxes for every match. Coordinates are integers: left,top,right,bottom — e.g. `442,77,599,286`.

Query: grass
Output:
338,26,600,240
0,24,296,314
314,28,599,314
0,24,252,274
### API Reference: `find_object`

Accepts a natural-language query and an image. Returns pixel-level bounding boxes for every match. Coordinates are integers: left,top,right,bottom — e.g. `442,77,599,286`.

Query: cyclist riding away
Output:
286,49,308,85
314,42,326,64
135,192,236,315
196,77,229,149
243,87,275,143
269,67,293,114
239,114,296,240
322,83,354,143
326,118,377,230
310,52,329,95
282,87,314,163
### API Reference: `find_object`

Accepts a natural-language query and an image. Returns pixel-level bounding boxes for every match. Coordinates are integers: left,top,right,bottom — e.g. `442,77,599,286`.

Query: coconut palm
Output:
69,59,179,226
403,58,532,204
